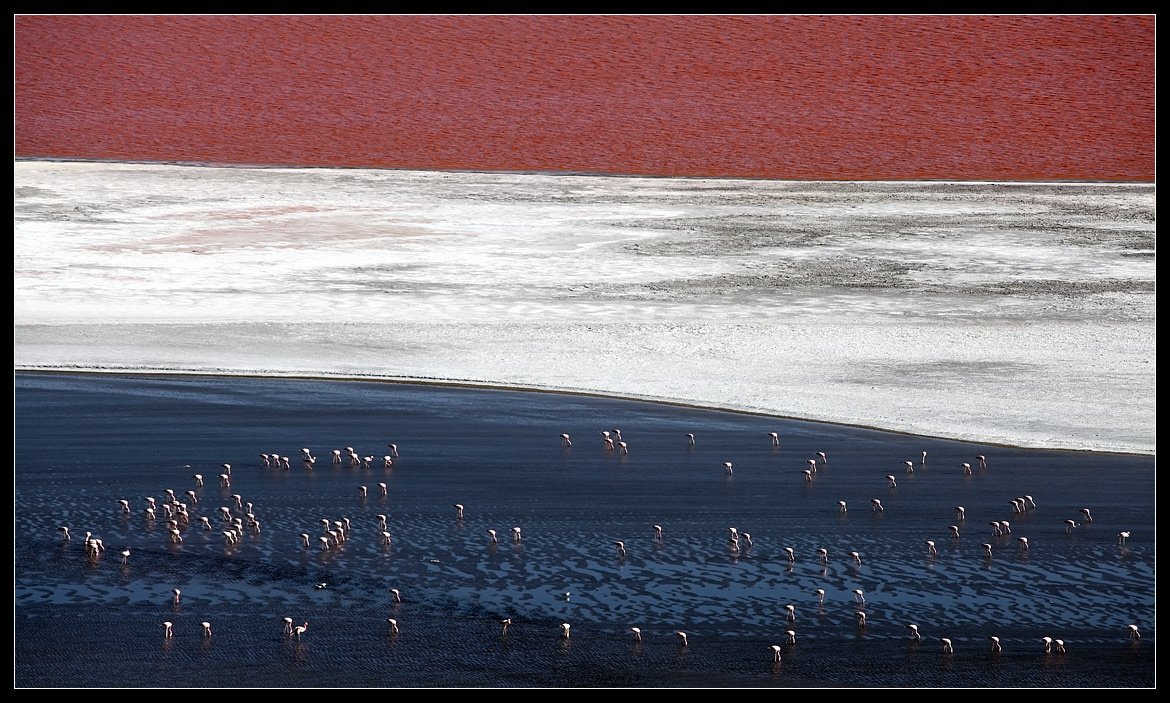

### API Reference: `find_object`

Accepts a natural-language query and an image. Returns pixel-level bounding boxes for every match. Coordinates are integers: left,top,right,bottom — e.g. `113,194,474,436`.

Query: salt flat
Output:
13,161,1156,454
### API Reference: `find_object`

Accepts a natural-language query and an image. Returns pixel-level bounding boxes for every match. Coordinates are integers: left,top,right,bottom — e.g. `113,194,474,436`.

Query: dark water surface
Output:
14,373,1154,688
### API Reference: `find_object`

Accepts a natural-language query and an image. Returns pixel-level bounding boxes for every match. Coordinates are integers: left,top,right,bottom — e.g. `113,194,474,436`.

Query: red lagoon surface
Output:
15,15,1154,181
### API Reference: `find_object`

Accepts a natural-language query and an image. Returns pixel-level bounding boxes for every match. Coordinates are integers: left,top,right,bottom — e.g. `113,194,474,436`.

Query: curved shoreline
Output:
15,365,1153,458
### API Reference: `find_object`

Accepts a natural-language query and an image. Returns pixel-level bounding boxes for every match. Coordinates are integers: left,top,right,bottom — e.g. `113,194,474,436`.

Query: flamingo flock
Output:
41,423,1148,677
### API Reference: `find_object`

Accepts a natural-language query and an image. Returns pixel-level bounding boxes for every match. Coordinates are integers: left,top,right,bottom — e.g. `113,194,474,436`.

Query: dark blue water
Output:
14,373,1155,688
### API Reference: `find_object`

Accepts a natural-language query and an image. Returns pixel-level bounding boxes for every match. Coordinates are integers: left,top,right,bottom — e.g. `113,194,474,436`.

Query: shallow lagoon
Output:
14,373,1155,688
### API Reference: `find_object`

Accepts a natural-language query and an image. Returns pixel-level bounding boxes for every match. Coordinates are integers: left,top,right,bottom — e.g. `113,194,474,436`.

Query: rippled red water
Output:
15,15,1154,181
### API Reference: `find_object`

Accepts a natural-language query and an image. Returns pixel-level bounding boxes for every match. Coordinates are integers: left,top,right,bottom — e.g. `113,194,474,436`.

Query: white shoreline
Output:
14,162,1156,456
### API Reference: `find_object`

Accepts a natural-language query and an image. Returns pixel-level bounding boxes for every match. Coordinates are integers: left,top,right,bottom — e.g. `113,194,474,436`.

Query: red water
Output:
15,15,1154,181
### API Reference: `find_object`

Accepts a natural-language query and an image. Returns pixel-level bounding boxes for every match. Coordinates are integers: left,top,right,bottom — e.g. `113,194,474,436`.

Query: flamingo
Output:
813,588,825,604
816,547,828,564
770,644,783,661
561,623,571,639
1128,624,1141,640
723,461,733,475
1065,519,1078,534
58,526,70,542
221,463,231,475
283,617,294,635
807,458,817,472
382,456,393,468
852,589,865,605
1024,495,1037,509
856,611,867,627
786,629,797,644
501,619,512,636
453,504,464,520
377,482,387,496
976,455,987,470
602,432,614,450
219,473,231,488
769,432,780,447
653,524,663,540
260,453,271,467
803,469,813,482
989,636,1002,653
786,547,796,564
907,624,921,641
1017,536,1029,551
630,626,641,642
674,631,688,647
390,588,402,604
560,433,572,447
172,588,181,604
118,499,131,514
871,498,884,512
294,621,309,640
990,521,1003,537
120,548,130,564
999,520,1011,535
300,533,310,548
332,450,342,464
741,532,753,548
1080,507,1093,523
838,500,847,513
886,475,897,488
982,543,993,558
387,443,399,458
201,621,212,638
961,462,972,476
941,638,953,654
921,450,927,465
949,525,960,538
1054,639,1066,654
487,529,498,544
850,550,862,565
685,433,696,447
1118,531,1131,545
925,540,938,556
904,460,914,474
785,604,796,622
163,621,173,638
358,485,367,498
816,451,828,466
614,540,627,558
386,618,399,635
618,441,629,455
381,531,393,546
1042,636,1053,653
955,506,966,520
